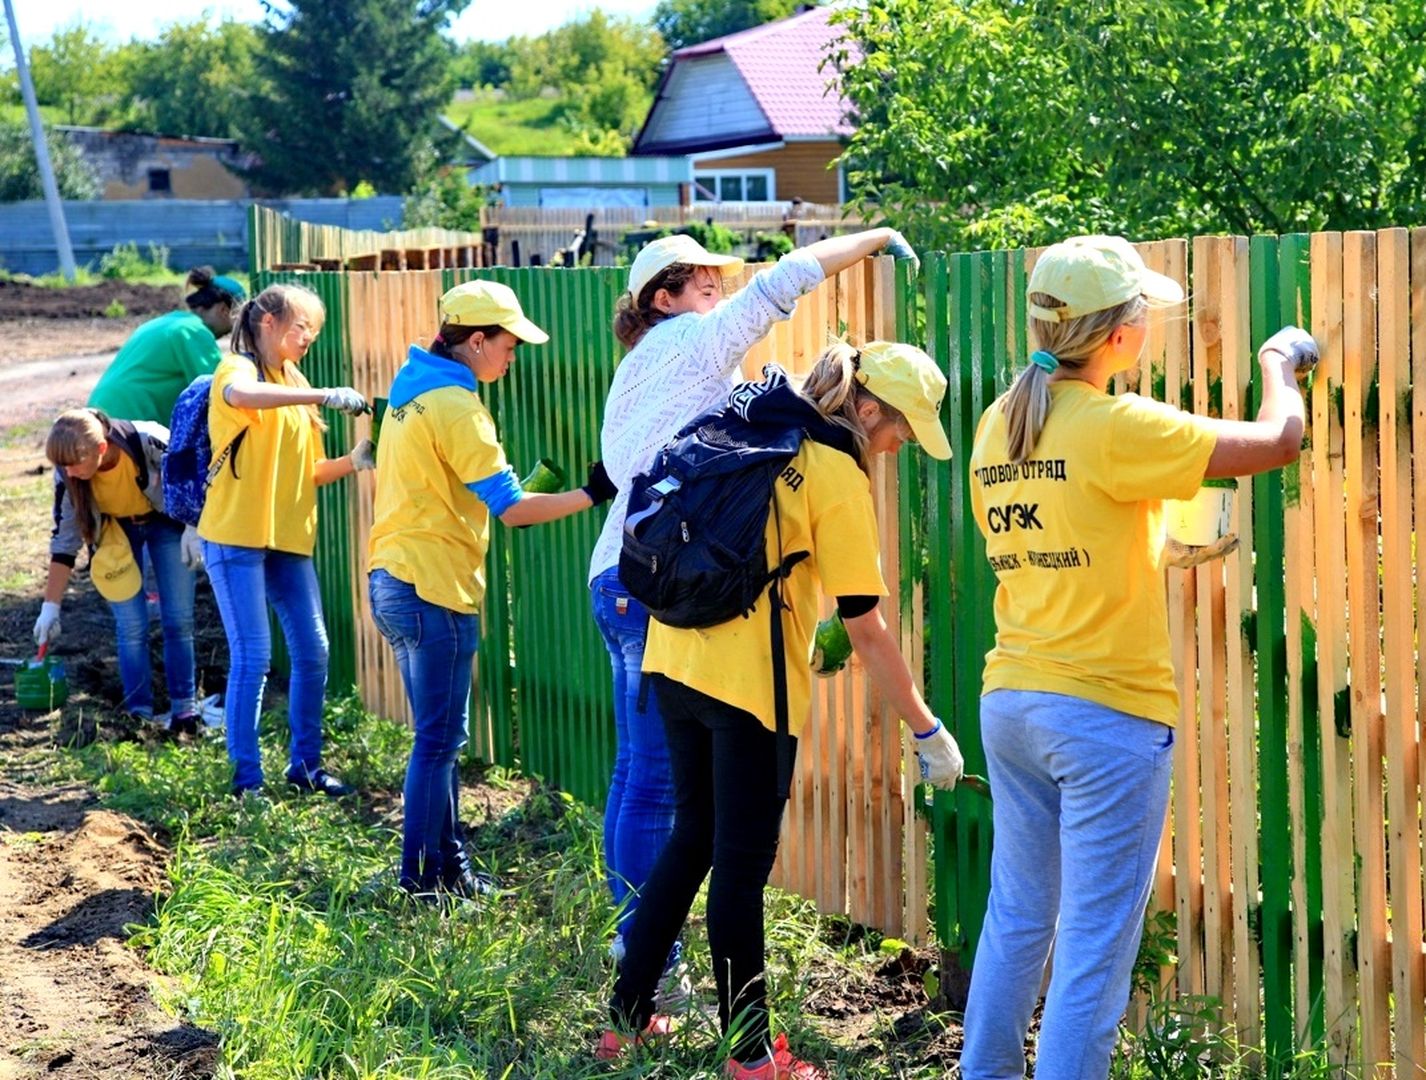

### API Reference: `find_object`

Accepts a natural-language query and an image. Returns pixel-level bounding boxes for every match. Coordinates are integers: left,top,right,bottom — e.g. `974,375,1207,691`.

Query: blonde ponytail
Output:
798,341,907,474
1001,293,1146,463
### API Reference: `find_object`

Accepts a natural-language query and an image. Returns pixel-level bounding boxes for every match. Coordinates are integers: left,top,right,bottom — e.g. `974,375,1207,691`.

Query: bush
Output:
97,242,170,281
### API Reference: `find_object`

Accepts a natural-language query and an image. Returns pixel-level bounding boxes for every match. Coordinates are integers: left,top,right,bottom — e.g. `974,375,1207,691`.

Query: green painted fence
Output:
261,225,1423,1067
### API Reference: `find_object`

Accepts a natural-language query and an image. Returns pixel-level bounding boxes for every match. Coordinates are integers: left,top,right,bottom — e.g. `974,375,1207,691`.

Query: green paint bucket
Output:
521,458,567,494
15,651,67,711
811,611,852,676
371,397,388,449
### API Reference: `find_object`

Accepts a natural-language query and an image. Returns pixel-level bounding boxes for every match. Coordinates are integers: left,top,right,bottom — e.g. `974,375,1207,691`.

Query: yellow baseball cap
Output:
628,234,743,302
439,280,549,344
90,519,142,603
856,341,951,460
1027,235,1183,322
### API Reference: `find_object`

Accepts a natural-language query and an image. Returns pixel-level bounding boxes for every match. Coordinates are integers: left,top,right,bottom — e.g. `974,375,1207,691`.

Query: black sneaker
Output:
285,766,355,798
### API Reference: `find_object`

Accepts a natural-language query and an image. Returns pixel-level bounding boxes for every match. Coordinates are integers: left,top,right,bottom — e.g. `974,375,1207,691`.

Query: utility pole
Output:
4,0,77,280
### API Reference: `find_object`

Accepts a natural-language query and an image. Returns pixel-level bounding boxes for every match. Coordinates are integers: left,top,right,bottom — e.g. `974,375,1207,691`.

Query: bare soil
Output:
0,774,217,1079
0,281,180,321
0,311,221,1078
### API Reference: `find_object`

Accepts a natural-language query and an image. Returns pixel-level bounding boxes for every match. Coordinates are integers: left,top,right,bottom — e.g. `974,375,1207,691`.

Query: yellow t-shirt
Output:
367,386,510,613
89,451,151,518
969,381,1218,725
643,442,888,737
198,353,323,556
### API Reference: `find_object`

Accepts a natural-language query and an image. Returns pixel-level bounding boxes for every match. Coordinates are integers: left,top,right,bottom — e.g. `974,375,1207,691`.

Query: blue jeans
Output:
961,690,1174,1080
591,568,676,933
110,516,195,718
369,569,478,891
204,541,329,792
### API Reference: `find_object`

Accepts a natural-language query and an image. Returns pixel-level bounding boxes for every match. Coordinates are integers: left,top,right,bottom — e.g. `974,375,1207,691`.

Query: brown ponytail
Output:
45,408,111,546
428,323,500,359
613,263,702,350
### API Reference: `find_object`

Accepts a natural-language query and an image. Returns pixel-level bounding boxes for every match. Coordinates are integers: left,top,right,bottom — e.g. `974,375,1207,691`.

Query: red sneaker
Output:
593,1014,675,1061
724,1033,827,1079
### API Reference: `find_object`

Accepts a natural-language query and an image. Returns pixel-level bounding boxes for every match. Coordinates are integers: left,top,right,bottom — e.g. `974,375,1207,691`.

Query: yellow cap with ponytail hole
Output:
855,341,952,460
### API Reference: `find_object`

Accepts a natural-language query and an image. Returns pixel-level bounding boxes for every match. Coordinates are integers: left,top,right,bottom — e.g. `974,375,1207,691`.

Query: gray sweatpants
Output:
960,689,1174,1080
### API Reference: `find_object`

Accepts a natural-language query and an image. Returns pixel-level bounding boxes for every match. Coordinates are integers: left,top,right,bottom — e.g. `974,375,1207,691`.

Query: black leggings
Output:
609,674,795,1059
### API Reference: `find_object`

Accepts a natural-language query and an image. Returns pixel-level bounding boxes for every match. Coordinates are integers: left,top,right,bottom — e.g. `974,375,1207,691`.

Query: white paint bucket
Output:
1166,484,1235,546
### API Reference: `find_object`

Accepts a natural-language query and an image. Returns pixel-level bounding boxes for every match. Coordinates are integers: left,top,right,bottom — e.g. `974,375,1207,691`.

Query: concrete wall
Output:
0,197,406,277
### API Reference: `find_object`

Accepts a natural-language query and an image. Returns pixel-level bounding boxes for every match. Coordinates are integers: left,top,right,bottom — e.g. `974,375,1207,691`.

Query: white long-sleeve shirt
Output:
588,249,825,584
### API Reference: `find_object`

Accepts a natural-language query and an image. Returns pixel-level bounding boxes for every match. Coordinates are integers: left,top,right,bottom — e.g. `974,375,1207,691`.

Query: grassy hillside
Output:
442,92,587,157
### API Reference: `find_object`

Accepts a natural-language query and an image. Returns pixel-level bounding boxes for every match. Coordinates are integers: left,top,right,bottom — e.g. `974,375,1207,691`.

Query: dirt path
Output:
0,769,216,1078
0,353,114,438
0,308,218,1077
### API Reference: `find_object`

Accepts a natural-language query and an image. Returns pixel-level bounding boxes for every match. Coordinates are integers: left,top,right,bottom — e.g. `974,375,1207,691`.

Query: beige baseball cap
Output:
1027,235,1183,322
628,234,743,302
439,280,549,344
856,341,951,460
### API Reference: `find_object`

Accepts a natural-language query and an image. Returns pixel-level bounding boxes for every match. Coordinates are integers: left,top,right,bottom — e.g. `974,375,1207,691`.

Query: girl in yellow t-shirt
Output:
198,283,374,800
367,280,611,901
961,236,1318,1080
601,342,963,1080
37,408,199,729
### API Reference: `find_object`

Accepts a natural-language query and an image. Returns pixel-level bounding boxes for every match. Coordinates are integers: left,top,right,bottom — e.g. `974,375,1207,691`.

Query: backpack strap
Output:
768,479,809,800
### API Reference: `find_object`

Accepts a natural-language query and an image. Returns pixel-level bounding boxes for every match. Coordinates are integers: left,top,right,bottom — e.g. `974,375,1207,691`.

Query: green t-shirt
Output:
88,310,222,424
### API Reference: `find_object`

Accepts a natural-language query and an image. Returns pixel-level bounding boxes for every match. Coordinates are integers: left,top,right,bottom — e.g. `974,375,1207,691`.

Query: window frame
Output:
692,167,777,203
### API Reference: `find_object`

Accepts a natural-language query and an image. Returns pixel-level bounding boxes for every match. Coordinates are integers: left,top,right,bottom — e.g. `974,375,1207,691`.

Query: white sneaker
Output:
609,933,626,965
199,694,225,732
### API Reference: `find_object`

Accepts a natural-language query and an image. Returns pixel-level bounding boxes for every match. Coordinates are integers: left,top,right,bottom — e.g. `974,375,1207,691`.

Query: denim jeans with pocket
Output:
204,541,329,791
369,568,479,890
110,515,195,718
961,689,1175,1080
590,568,676,932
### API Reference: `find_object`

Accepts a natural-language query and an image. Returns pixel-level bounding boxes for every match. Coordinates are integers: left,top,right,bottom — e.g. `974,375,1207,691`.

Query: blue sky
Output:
9,0,658,45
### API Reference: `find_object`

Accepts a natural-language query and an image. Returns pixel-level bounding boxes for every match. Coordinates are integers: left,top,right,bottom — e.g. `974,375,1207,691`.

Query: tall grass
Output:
17,694,1367,1077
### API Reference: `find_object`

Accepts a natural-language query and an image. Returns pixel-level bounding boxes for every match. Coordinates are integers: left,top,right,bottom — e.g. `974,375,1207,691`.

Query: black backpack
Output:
620,404,810,796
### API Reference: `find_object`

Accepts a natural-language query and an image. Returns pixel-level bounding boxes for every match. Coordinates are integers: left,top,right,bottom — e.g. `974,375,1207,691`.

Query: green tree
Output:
652,0,812,51
124,20,258,138
501,11,664,152
28,22,119,125
835,0,1426,250
245,0,470,195
451,40,514,89
0,117,100,201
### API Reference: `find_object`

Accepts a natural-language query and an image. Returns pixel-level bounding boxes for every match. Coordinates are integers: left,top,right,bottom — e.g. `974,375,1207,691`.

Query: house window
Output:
694,169,776,203
148,168,172,193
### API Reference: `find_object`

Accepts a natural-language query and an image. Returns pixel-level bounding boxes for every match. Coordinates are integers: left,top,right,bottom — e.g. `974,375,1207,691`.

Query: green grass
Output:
3,693,1366,1078
0,102,65,126
15,695,962,1078
443,93,586,157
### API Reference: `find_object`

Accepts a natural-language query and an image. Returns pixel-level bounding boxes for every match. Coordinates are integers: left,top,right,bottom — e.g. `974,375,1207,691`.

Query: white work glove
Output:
180,525,205,570
914,719,964,791
350,439,377,472
33,601,61,646
882,229,920,274
322,387,370,416
1163,533,1240,570
1258,325,1318,375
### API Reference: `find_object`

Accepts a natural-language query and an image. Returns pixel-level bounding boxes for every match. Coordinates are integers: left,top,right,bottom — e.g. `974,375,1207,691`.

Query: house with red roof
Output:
632,5,853,206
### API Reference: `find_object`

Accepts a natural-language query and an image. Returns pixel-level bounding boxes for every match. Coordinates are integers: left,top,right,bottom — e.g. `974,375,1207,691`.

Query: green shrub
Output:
97,241,170,281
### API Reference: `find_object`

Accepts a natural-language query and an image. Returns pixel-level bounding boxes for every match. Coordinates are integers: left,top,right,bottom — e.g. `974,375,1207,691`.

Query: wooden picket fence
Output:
260,225,1426,1070
484,202,870,268
328,258,931,940
248,206,488,274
